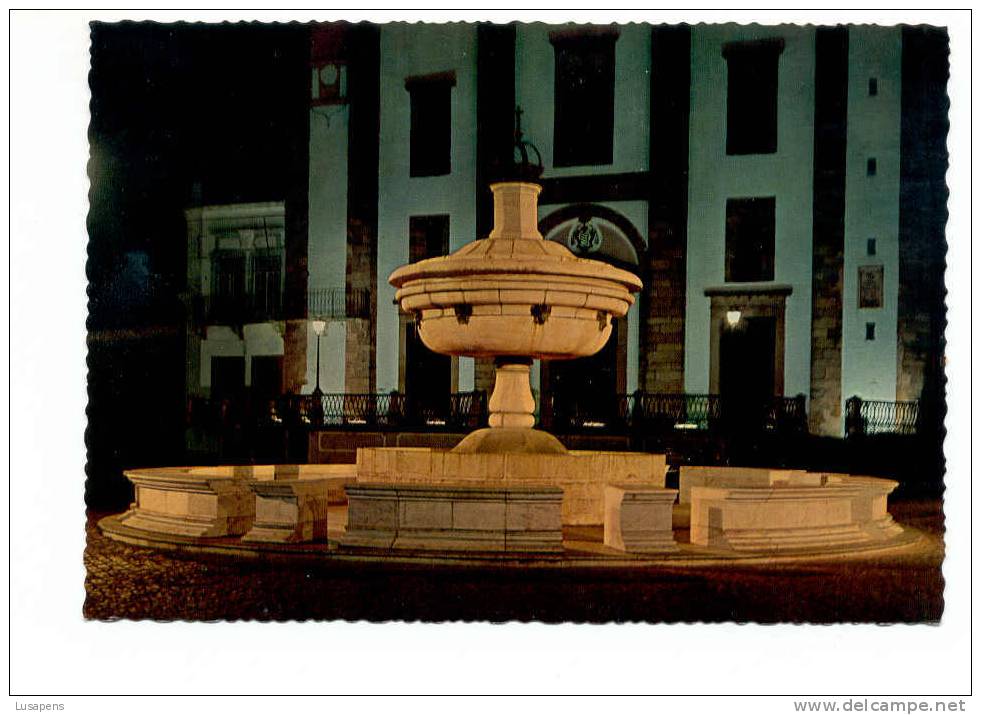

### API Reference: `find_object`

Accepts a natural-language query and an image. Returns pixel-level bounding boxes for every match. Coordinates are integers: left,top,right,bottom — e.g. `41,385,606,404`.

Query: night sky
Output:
86,23,309,506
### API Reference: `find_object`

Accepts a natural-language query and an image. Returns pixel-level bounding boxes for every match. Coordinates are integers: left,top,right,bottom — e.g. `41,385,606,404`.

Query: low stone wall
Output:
687,468,903,552
309,430,640,464
120,467,255,538
120,464,356,540
356,448,667,525
342,483,564,553
309,431,467,464
679,466,817,504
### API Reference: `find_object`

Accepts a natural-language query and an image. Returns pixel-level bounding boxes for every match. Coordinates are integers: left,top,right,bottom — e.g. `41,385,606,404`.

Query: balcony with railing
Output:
202,292,283,324
307,287,371,320
194,287,372,326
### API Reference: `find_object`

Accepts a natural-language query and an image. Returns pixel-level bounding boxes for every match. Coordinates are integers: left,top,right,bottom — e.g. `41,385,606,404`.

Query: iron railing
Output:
624,393,723,430
308,287,371,320
195,287,371,325
845,396,920,437
279,390,488,430
762,395,809,434
538,391,807,435
188,391,826,437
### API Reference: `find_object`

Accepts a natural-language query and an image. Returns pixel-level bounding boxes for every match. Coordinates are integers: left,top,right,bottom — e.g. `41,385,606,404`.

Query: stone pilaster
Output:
283,26,312,393
283,320,308,393
343,25,380,393
808,27,848,436
642,26,690,393
897,27,948,420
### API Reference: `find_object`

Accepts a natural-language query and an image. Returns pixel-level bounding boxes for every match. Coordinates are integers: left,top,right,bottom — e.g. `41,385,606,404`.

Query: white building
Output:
184,22,947,438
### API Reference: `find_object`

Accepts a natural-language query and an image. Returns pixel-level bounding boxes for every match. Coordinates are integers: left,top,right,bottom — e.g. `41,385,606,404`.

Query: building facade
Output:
184,22,947,438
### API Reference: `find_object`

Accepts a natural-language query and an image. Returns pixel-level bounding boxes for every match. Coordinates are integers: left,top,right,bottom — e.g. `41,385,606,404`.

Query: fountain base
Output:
355,447,666,524
452,427,567,454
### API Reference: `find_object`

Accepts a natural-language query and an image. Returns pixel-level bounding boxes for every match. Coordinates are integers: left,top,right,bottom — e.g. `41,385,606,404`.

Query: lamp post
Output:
311,319,327,397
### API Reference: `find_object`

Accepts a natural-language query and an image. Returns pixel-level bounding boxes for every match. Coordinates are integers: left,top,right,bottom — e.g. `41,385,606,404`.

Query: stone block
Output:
120,468,255,538
355,447,667,526
242,477,333,543
342,485,399,548
341,483,563,554
399,497,453,530
505,496,562,531
603,485,678,553
452,500,506,531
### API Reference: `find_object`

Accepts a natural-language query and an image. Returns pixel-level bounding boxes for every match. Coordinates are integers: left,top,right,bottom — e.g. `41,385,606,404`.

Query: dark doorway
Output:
210,356,246,400
403,214,452,423
210,251,246,322
405,322,451,423
250,355,283,401
544,317,622,428
720,316,776,427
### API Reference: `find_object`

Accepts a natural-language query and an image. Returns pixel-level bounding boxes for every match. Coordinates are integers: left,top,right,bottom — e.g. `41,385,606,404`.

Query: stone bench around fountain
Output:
120,466,257,538
242,475,334,544
120,464,355,540
356,447,666,526
684,468,903,552
341,482,564,553
603,485,679,553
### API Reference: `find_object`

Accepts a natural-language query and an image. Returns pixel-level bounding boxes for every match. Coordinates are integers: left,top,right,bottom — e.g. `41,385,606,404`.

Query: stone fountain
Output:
391,180,641,454
351,179,666,527
102,127,912,559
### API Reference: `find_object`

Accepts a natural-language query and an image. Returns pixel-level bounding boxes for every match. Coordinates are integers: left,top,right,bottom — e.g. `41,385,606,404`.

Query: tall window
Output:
406,72,454,177
551,31,617,167
250,251,282,320
723,39,784,155
409,215,450,262
725,197,776,282
211,250,246,321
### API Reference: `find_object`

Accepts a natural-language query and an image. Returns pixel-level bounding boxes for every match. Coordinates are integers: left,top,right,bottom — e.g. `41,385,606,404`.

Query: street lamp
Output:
311,319,327,396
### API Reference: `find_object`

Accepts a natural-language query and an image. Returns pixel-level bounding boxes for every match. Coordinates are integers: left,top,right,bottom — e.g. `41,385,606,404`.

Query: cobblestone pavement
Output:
84,501,944,623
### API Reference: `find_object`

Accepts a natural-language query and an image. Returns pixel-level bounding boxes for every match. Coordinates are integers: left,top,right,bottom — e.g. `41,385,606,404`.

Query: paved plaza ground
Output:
83,500,944,623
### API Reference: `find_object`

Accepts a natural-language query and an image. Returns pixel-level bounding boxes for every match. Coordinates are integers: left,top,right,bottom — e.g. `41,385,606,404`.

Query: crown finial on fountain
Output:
485,107,546,243
510,105,544,182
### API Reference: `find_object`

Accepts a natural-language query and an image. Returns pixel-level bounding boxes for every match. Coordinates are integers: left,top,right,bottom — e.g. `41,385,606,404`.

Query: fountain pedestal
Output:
487,361,535,429
454,360,567,454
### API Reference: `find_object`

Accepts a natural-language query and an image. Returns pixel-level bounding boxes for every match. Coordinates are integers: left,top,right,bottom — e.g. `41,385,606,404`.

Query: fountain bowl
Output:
389,182,642,361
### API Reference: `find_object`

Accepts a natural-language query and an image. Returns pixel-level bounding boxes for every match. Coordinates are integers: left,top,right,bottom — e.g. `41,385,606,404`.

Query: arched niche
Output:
537,204,645,428
539,204,646,274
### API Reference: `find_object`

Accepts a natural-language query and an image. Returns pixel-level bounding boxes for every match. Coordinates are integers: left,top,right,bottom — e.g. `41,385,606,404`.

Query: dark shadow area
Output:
86,22,310,510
